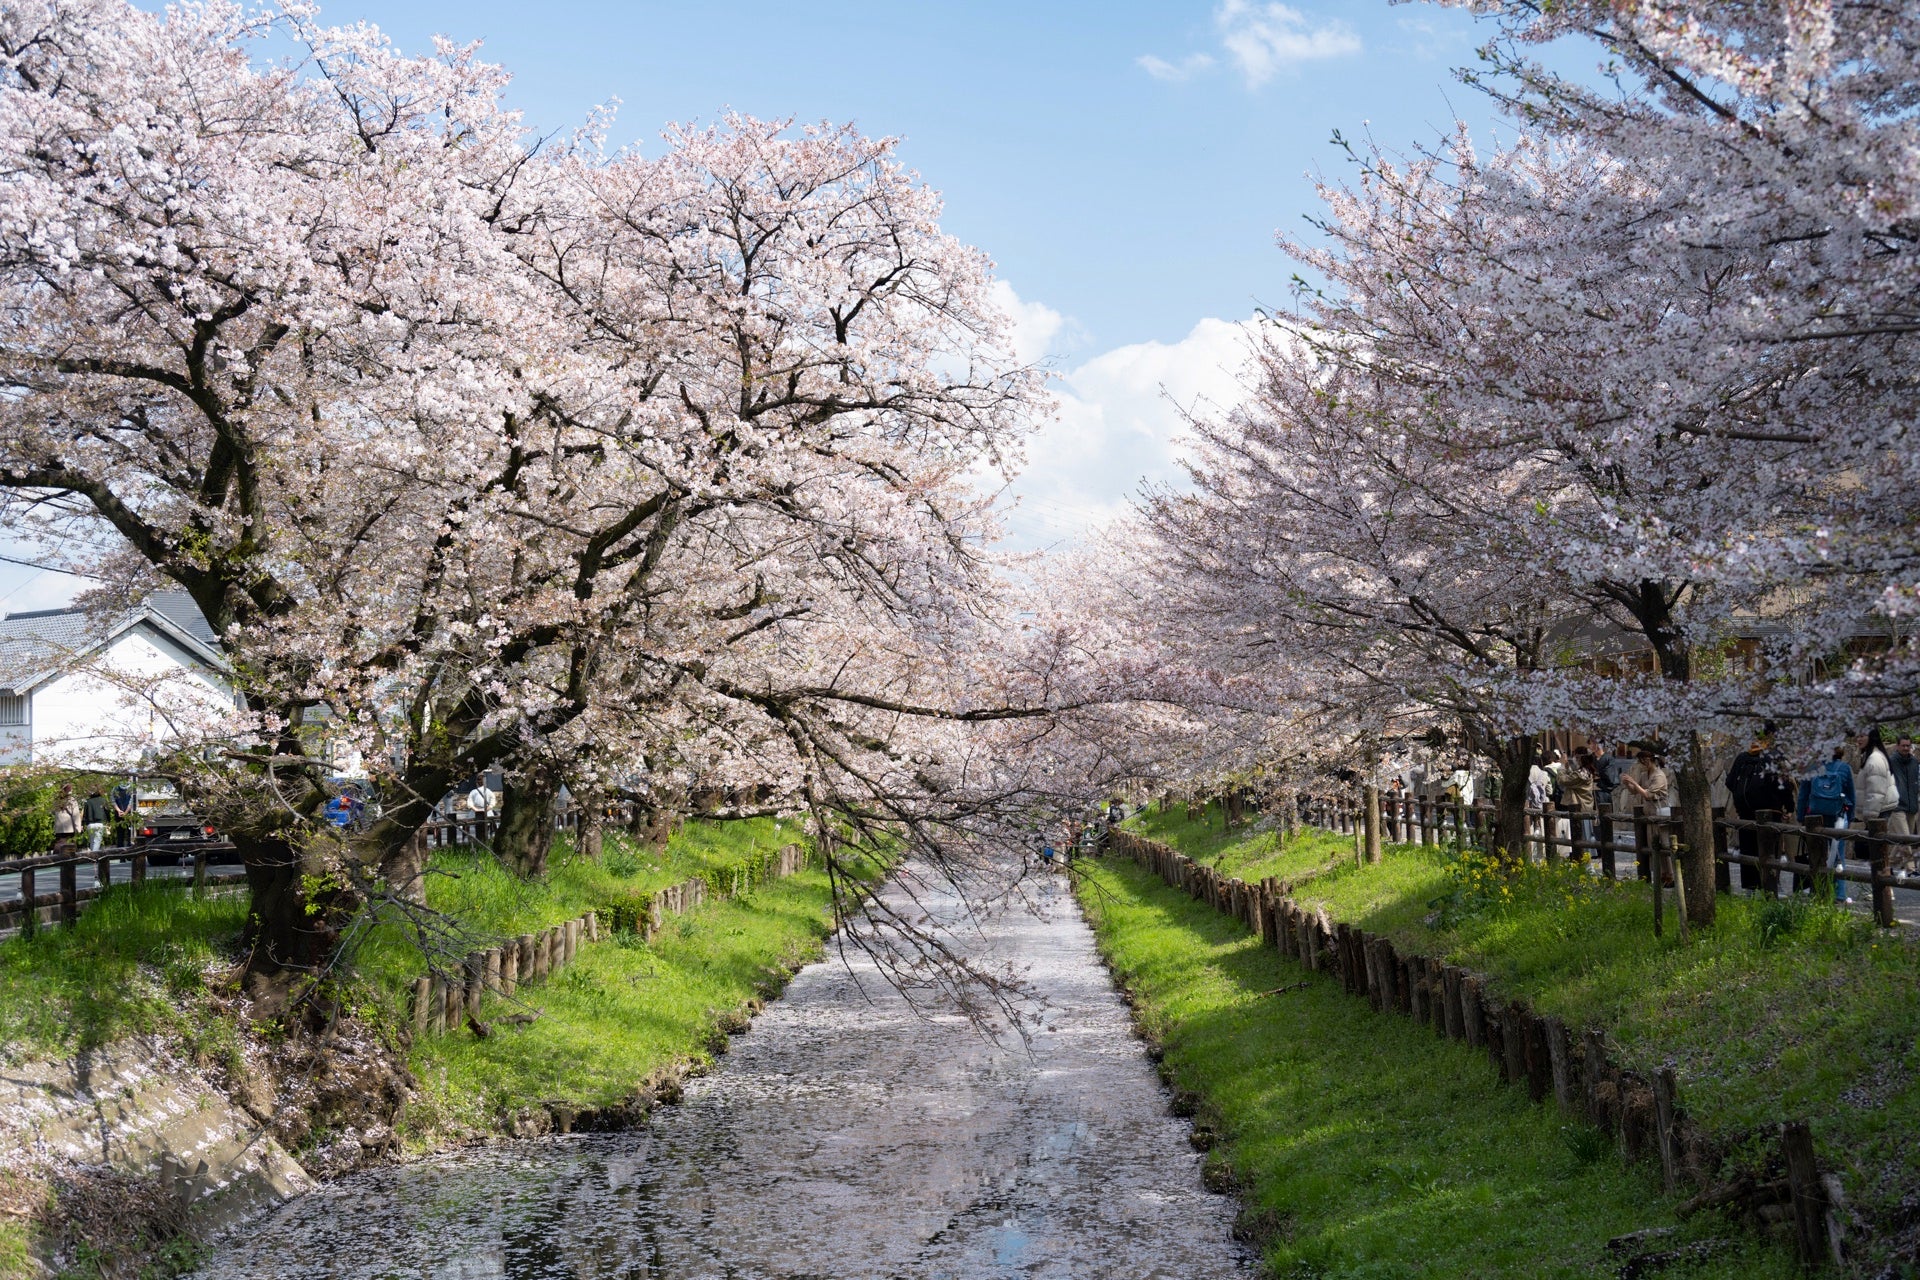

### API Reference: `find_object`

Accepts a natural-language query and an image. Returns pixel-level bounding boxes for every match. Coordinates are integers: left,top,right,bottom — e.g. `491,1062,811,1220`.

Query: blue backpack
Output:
1807,764,1847,816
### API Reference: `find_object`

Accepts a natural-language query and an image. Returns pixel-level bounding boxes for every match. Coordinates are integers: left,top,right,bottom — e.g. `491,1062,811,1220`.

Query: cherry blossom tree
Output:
0,0,1055,1006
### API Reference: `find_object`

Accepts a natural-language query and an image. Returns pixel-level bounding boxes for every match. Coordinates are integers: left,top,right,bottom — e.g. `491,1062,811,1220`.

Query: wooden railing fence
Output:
1295,792,1916,929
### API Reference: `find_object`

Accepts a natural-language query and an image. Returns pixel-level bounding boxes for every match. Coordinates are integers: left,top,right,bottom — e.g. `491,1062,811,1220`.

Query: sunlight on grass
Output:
1078,855,1800,1280
1122,803,1920,1236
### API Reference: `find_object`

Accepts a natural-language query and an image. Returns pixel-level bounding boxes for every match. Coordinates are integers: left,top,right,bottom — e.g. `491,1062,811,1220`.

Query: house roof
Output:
0,594,227,696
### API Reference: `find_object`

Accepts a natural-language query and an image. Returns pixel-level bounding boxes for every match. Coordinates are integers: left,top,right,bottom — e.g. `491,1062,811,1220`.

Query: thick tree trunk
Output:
1632,579,1718,927
494,777,556,878
1362,783,1383,863
1493,736,1537,864
236,831,340,1016
1675,731,1717,927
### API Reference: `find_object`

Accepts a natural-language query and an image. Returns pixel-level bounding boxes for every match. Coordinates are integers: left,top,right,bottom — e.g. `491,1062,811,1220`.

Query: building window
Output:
0,694,23,727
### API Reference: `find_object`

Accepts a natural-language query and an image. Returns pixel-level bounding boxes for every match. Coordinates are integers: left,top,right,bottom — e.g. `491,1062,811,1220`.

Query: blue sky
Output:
309,0,1510,355
0,1,1586,610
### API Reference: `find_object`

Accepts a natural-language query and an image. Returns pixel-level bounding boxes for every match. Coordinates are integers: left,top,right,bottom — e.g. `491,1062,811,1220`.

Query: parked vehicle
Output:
133,813,226,864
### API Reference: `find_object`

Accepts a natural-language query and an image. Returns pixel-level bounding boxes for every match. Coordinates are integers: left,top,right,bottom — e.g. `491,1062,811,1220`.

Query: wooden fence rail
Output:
1102,827,1851,1268
1286,791,1917,929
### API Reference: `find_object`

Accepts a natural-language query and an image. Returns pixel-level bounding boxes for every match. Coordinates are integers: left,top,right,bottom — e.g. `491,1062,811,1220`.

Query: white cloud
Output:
1138,2,1360,89
987,279,1068,366
1217,1,1361,85
999,314,1263,550
1136,52,1215,83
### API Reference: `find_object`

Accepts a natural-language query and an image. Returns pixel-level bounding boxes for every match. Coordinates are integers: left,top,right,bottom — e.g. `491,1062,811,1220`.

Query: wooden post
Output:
1867,818,1894,927
1584,1029,1608,1130
425,976,446,1035
1652,1067,1680,1193
132,851,147,885
519,933,536,982
1461,976,1485,1047
1501,1005,1527,1086
58,860,77,928
1597,809,1617,880
1634,804,1653,881
17,865,34,937
502,943,520,996
1711,806,1732,894
1756,808,1783,896
1544,1016,1573,1112
485,947,502,995
465,956,484,1022
96,854,112,893
1441,967,1463,1040
192,850,208,898
411,978,432,1037
1781,1121,1828,1269
586,910,600,942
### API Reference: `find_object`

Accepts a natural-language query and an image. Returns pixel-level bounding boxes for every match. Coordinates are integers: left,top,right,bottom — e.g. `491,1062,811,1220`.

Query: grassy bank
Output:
1078,853,1800,1279
0,817,846,1275
1121,805,1920,1252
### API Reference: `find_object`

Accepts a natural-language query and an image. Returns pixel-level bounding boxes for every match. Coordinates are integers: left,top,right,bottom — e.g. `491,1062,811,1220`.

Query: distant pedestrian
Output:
1856,728,1899,829
1726,724,1797,891
81,788,111,852
110,779,136,845
1561,751,1598,857
50,783,83,855
1796,748,1856,903
1596,742,1635,813
1891,736,1919,870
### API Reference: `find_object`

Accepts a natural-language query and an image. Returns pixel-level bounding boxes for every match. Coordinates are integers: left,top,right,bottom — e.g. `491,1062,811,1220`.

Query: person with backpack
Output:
1796,748,1856,902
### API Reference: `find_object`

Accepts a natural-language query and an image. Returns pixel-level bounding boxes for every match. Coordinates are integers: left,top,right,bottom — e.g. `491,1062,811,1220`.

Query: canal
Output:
192,868,1253,1278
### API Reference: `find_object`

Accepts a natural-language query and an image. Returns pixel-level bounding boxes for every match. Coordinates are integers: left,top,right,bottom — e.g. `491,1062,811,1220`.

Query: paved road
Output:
192,872,1254,1280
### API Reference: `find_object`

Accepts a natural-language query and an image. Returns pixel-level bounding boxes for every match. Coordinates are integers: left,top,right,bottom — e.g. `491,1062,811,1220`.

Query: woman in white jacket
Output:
1857,727,1900,823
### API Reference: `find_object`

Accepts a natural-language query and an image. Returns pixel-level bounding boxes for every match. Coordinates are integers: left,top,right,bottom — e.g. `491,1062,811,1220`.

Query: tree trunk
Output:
1493,736,1537,864
1632,579,1717,927
577,799,604,862
236,831,340,1016
1675,731,1717,927
494,777,556,878
1362,783,1383,863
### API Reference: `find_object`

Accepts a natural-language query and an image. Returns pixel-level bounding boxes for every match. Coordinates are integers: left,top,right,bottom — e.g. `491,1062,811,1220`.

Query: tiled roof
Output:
0,595,222,694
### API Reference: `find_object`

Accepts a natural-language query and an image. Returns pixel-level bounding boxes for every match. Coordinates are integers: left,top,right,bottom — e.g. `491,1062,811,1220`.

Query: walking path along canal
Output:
191,867,1252,1279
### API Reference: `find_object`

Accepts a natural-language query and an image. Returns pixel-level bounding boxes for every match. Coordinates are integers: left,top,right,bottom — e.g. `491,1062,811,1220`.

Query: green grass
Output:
401,866,838,1139
1077,853,1800,1280
0,879,250,1064
1122,804,1920,1247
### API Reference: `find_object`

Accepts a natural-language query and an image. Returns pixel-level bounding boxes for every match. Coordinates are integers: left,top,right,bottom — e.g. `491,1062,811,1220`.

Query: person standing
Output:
1890,736,1919,869
1561,750,1598,859
1726,724,1797,893
110,778,136,847
81,788,112,852
50,783,83,855
1596,741,1634,815
1796,748,1856,902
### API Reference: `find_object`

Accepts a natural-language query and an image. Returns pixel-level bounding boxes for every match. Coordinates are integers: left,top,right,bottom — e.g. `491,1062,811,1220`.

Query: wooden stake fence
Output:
1101,827,1849,1268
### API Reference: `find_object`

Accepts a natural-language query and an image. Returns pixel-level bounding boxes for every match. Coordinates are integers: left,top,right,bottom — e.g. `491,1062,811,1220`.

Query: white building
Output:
0,591,237,767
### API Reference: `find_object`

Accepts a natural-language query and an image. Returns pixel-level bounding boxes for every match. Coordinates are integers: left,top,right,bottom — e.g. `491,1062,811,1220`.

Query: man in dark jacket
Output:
1726,724,1797,893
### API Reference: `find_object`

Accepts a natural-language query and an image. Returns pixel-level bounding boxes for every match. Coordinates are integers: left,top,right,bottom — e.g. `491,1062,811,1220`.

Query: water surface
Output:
195,870,1251,1279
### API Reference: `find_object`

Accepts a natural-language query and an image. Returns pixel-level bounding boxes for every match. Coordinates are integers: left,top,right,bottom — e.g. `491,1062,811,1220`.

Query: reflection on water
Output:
194,871,1252,1279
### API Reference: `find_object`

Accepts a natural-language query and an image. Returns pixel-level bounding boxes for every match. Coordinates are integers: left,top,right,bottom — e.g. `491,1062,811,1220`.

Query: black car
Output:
133,813,226,864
